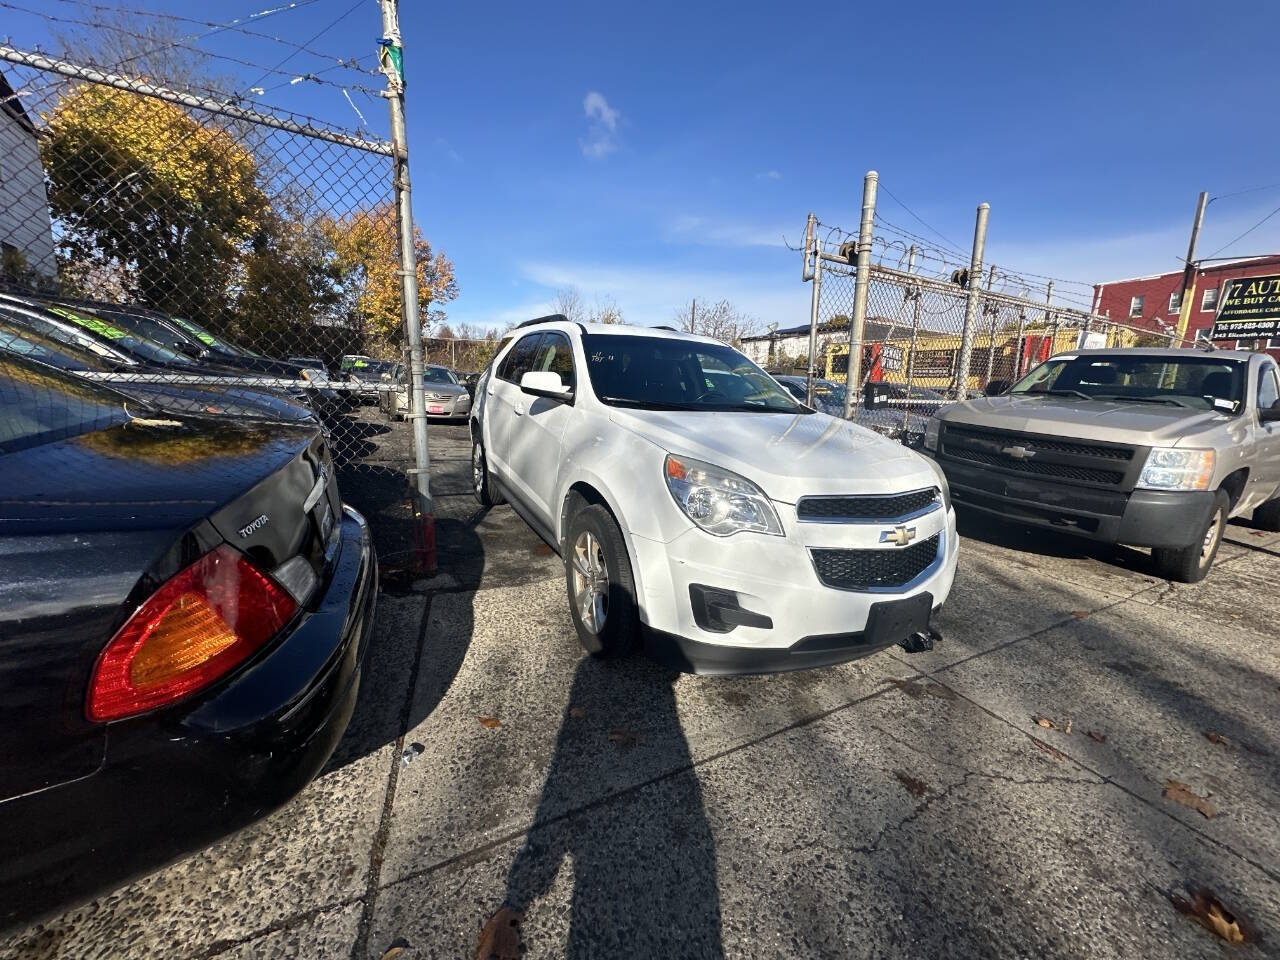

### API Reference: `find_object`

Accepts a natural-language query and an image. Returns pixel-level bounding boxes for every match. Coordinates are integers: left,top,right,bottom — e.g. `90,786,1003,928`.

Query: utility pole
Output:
843,171,878,419
902,246,920,433
803,213,823,406
1175,191,1209,346
378,0,435,574
952,202,989,400
983,263,999,388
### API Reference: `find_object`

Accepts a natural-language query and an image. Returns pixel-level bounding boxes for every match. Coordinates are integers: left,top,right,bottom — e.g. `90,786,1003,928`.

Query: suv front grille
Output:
797,488,939,522
811,535,941,591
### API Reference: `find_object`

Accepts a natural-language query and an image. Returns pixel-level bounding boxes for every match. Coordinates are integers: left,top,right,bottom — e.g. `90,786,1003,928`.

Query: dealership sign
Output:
1210,274,1280,340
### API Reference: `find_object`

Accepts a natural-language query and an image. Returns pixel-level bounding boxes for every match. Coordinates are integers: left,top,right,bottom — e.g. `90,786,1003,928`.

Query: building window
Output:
1129,295,1145,317
1237,339,1272,352
1168,290,1182,312
1201,286,1219,311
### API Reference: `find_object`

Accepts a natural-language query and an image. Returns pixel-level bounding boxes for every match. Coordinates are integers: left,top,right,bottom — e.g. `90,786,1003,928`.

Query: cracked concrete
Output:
3,419,1279,960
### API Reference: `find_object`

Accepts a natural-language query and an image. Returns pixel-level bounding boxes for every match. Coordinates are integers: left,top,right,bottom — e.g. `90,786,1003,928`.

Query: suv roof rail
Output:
652,325,678,332
515,313,568,329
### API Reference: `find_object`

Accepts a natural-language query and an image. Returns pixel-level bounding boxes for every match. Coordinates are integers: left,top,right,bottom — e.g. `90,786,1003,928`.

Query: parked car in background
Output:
0,314,316,425
0,353,377,930
470,318,956,674
379,363,472,421
289,356,329,373
925,348,1280,582
340,355,396,404
772,374,936,443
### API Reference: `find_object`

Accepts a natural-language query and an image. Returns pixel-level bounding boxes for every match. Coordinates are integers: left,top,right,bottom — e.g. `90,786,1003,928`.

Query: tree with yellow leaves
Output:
325,203,458,356
42,84,268,323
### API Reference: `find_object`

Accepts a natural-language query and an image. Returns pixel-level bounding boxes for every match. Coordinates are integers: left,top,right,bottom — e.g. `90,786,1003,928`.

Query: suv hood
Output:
607,408,939,503
940,395,1233,446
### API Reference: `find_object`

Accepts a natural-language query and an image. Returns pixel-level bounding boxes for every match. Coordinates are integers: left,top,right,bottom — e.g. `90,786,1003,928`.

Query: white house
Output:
0,69,56,282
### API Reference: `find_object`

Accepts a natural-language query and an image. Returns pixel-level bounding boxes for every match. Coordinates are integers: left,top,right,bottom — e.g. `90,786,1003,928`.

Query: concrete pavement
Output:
4,416,1278,959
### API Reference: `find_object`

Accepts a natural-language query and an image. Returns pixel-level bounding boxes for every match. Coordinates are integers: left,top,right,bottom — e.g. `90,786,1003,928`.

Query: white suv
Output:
470,317,959,674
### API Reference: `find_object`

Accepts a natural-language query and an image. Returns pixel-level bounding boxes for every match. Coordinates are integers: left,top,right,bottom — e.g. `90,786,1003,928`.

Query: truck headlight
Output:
923,416,942,451
1137,447,1215,491
664,454,783,537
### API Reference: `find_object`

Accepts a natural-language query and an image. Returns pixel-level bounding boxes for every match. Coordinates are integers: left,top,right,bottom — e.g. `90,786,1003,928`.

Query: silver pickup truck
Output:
922,348,1280,582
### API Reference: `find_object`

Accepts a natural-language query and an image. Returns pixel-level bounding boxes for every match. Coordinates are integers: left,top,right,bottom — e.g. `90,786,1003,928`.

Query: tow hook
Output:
899,626,943,653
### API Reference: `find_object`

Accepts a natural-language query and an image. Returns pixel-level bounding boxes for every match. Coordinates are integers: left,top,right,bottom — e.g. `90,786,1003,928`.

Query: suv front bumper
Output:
933,455,1215,549
631,505,959,675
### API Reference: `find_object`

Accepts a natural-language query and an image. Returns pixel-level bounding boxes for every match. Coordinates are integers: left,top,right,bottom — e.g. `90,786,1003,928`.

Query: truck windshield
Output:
582,334,806,414
1011,354,1247,413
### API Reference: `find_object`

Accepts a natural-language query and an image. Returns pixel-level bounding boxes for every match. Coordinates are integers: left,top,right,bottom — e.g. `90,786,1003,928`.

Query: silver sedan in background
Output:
380,363,472,421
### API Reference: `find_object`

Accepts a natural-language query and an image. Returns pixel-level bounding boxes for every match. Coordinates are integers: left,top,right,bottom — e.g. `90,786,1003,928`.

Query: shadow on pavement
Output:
496,655,725,959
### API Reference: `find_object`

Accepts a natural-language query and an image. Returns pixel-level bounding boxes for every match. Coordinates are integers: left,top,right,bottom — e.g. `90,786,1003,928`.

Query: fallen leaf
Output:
1203,731,1233,749
1249,529,1267,537
477,907,522,960
382,938,410,960
1071,610,1090,619
478,715,501,729
1086,730,1107,744
1170,889,1248,944
608,728,640,751
569,706,586,719
1064,718,1073,735
1163,780,1219,819
1033,715,1056,730
1031,737,1066,762
894,770,928,798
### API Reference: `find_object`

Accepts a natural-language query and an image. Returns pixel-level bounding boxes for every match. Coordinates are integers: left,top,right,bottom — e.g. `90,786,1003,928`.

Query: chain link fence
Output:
0,46,446,559
796,207,1184,443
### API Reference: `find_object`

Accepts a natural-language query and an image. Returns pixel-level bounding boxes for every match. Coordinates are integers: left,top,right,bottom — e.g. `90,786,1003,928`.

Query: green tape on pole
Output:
378,41,403,82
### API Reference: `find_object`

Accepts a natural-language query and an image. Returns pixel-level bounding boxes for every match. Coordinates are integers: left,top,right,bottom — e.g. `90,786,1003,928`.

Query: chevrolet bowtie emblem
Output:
1001,445,1035,460
880,524,917,547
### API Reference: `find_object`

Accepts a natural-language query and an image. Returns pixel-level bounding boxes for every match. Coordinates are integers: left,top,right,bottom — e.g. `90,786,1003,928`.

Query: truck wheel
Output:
1151,490,1229,584
564,502,639,658
1253,496,1280,532
471,440,503,507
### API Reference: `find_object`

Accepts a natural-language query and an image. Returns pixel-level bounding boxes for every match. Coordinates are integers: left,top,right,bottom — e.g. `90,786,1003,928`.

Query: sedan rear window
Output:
0,356,133,453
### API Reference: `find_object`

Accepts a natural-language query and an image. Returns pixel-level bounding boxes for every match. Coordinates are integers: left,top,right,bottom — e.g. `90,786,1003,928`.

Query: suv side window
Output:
497,333,542,384
1259,363,1280,412
530,331,575,390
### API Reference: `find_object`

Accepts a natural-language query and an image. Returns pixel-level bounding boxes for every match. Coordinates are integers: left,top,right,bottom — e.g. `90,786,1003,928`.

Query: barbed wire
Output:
0,1,383,101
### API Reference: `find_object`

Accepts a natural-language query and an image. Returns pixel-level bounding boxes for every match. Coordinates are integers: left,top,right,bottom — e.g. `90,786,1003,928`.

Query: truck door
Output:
1250,360,1280,508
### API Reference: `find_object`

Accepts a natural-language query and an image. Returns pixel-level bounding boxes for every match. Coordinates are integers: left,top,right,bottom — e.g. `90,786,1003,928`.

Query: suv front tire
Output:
563,501,639,658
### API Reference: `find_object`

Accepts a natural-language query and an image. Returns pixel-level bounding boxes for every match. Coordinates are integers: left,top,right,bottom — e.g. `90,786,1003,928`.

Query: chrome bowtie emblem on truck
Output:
880,524,917,547
1001,445,1035,460
237,514,269,539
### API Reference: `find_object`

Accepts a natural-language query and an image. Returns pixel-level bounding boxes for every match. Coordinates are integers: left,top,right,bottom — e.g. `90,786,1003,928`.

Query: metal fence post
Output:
952,202,989,400
379,0,436,575
803,213,823,405
983,264,999,387
902,245,919,432
843,170,878,419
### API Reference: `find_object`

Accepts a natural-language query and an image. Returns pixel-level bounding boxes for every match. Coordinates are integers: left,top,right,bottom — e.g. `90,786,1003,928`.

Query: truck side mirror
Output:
1260,401,1280,423
984,380,1011,397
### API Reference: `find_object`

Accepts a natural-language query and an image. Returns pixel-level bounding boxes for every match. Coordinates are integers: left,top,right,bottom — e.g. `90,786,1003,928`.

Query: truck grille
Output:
797,488,939,522
811,535,941,590
940,425,1137,488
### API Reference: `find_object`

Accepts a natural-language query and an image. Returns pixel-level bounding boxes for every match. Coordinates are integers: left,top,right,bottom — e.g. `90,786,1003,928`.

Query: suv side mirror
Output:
1260,401,1280,423
984,380,1011,397
520,370,574,402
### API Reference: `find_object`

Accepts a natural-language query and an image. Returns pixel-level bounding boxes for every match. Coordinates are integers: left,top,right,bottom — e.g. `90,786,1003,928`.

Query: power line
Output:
1211,182,1280,203
242,0,365,94
877,183,968,257
1203,203,1280,261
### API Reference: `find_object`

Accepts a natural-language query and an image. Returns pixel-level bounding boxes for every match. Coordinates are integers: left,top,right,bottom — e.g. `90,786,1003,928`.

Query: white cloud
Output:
580,90,621,159
757,169,783,181
665,215,798,249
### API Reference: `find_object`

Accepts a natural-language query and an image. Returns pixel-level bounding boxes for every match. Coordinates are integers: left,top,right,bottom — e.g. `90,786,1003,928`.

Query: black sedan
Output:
0,354,377,931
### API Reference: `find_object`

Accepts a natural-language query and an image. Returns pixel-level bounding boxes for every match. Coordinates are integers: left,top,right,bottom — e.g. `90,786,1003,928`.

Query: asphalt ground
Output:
5,412,1280,960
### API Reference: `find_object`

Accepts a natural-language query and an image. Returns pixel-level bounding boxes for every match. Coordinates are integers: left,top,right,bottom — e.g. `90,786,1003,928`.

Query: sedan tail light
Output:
87,545,297,722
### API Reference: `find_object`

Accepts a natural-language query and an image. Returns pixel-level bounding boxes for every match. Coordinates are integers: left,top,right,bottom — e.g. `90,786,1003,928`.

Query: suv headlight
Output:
923,416,942,451
664,454,783,537
1137,447,1215,491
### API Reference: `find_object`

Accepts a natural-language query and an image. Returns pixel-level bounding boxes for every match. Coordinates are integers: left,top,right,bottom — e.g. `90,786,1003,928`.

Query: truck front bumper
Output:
933,455,1215,549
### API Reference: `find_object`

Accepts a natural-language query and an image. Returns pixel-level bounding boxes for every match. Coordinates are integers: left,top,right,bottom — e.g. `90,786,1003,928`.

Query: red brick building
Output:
1092,255,1280,356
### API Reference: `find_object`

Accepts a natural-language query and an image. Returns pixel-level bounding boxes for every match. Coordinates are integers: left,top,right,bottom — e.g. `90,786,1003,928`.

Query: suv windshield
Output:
1011,354,1247,413
582,334,806,414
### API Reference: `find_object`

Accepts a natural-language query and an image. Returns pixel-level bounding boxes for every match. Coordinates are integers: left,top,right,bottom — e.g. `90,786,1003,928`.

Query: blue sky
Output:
8,0,1280,330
